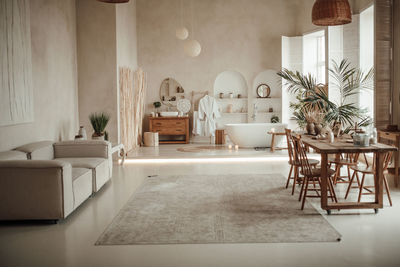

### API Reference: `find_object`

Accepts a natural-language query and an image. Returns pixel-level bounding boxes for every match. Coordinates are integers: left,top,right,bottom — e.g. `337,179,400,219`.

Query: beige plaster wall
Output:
0,0,79,151
76,0,118,143
137,0,299,118
116,0,138,70
353,0,374,12
116,0,138,143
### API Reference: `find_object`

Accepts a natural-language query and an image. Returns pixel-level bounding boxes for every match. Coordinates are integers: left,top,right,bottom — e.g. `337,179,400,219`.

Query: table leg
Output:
375,152,384,208
119,144,126,165
271,133,275,152
321,153,328,211
395,136,399,187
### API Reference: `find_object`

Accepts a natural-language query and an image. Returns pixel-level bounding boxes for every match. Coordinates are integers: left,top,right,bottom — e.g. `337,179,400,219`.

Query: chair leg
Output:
347,166,352,183
286,165,293,189
355,171,361,187
313,178,320,197
328,177,338,203
345,171,357,199
358,174,366,203
301,177,310,210
291,166,298,195
298,173,306,201
333,164,341,185
383,174,393,206
323,177,334,202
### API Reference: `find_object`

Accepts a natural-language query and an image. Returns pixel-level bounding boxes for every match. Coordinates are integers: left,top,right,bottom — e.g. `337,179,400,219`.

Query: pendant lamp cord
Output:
191,0,195,39
180,0,183,27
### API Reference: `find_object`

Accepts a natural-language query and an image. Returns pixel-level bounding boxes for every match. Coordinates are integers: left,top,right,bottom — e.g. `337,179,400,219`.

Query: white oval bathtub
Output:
225,123,288,148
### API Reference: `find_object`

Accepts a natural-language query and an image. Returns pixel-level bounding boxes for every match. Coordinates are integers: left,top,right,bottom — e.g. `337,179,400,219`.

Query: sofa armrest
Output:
54,140,111,159
0,160,74,220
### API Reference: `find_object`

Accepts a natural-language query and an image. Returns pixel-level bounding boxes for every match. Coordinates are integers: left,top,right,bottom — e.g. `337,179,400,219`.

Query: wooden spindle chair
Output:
329,153,360,185
346,152,393,206
292,135,338,210
285,129,319,195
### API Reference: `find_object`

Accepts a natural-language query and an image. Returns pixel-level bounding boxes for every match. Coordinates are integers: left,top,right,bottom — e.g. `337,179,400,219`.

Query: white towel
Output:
192,111,204,136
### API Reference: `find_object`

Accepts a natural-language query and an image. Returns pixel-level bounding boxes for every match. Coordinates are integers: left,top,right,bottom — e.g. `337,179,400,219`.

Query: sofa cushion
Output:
57,158,104,169
72,167,92,181
15,141,54,160
0,150,28,160
58,158,110,193
71,168,92,209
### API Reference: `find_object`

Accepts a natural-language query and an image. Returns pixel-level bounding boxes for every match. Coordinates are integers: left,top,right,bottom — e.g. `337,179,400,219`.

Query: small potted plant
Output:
89,112,110,140
153,101,161,114
271,115,279,123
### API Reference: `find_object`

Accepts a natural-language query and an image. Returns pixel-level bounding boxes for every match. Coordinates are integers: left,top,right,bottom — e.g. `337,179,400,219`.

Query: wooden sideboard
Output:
149,117,190,144
378,130,400,187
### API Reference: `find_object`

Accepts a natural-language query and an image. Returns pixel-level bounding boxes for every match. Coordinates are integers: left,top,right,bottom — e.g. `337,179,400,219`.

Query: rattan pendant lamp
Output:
312,0,352,26
97,0,129,3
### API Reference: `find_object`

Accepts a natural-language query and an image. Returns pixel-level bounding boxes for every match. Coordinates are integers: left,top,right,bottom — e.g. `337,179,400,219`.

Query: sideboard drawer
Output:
152,127,186,135
152,120,185,128
149,117,190,144
378,131,398,142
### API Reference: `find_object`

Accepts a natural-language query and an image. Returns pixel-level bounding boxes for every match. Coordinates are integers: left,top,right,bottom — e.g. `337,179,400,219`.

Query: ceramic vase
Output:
306,122,315,135
78,126,87,140
314,124,323,135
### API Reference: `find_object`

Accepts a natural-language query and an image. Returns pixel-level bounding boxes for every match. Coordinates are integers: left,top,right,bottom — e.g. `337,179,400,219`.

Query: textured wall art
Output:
0,0,33,126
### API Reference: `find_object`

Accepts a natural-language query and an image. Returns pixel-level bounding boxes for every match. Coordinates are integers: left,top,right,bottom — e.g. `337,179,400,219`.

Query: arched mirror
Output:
159,78,185,107
256,84,271,98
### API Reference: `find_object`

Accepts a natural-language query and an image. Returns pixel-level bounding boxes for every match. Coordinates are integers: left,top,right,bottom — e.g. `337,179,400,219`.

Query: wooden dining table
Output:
298,134,398,215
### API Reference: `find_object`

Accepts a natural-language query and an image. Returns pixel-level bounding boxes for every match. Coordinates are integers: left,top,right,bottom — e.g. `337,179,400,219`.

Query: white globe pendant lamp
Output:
176,27,189,40
176,0,189,40
184,0,201,57
184,39,201,57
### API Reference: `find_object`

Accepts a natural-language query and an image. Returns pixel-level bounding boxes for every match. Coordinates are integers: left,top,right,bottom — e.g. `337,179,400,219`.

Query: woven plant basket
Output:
312,0,352,26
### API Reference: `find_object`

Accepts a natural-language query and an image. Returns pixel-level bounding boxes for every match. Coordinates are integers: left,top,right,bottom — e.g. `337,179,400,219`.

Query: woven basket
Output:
97,0,129,3
312,0,352,26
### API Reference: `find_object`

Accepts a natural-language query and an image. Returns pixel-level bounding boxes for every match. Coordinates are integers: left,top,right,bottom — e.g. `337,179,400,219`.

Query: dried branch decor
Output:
119,67,147,152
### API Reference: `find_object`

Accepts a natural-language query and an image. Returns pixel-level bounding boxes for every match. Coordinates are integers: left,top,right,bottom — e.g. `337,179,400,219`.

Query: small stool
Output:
215,129,225,145
268,131,286,152
144,132,159,147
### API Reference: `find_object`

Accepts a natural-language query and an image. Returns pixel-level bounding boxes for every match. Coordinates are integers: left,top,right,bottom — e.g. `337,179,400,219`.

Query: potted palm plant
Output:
278,59,374,134
89,112,110,140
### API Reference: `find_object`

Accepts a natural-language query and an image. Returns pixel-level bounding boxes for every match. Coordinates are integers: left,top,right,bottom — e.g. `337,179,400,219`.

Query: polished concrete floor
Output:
1,145,400,267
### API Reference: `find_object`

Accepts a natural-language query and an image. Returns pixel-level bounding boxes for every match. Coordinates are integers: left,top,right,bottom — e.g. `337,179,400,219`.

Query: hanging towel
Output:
198,95,221,137
192,111,204,136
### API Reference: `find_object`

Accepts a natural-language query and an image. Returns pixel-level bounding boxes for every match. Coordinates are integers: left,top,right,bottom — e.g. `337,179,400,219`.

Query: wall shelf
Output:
217,98,248,100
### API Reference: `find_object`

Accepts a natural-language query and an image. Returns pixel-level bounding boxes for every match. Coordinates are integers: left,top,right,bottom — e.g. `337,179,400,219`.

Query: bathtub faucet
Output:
251,103,258,121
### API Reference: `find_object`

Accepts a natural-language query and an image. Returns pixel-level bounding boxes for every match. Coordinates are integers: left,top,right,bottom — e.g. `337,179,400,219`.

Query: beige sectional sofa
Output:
0,140,112,222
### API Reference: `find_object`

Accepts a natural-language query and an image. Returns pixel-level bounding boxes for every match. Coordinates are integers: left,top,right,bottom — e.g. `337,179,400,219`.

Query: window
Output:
316,35,326,84
303,30,326,84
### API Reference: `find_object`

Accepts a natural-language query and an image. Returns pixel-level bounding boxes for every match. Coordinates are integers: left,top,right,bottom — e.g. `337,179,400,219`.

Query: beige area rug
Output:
96,174,341,245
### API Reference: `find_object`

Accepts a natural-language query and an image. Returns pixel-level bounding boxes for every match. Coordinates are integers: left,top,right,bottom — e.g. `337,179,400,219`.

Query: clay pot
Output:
306,122,315,135
314,124,323,135
92,133,105,141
